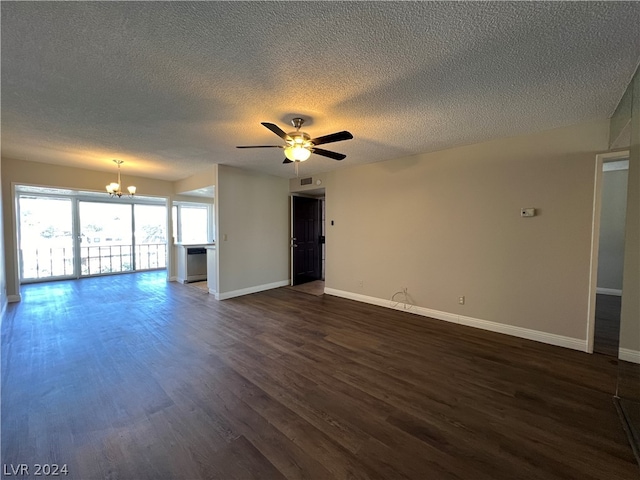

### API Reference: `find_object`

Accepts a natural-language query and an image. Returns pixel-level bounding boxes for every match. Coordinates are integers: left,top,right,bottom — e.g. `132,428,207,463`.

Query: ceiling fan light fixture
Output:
236,119,352,166
284,129,312,161
284,145,311,162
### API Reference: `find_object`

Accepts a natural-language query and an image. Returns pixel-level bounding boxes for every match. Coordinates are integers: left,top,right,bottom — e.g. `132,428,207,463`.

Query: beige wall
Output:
289,172,331,194
322,120,610,343
597,169,629,291
216,165,289,297
1,157,174,196
174,167,216,195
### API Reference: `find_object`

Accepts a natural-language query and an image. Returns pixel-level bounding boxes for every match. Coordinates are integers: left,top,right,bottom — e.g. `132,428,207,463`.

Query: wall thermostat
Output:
521,208,536,217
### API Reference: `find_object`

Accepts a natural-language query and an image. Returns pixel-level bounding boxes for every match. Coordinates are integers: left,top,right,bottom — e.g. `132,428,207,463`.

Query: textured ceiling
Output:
2,2,640,181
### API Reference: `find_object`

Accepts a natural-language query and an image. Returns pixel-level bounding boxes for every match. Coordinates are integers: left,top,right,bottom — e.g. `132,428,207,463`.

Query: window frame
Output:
172,201,214,244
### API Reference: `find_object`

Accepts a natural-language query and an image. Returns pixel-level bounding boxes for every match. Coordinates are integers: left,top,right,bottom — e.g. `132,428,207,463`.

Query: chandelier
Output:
105,159,136,198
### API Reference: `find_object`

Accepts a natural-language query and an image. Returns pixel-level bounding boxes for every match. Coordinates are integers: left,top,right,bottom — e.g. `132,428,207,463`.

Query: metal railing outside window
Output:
21,243,168,279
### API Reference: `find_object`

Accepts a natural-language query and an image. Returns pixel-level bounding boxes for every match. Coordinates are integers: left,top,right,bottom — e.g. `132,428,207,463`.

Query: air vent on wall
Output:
300,177,313,186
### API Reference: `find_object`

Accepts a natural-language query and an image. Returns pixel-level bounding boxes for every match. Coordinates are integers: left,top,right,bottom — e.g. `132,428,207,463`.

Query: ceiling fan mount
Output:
290,117,305,130
236,118,353,168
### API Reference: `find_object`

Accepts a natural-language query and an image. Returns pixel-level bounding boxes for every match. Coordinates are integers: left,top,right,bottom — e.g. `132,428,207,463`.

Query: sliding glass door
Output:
18,196,75,281
134,204,167,270
17,188,168,283
79,201,133,276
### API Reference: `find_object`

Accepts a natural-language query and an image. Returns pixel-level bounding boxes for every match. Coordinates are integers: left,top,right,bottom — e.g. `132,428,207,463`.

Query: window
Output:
173,202,213,243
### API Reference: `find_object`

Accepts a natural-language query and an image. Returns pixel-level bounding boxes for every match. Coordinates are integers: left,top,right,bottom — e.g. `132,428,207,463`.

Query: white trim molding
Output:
596,287,623,296
216,280,290,301
8,295,21,303
618,348,640,365
324,288,587,352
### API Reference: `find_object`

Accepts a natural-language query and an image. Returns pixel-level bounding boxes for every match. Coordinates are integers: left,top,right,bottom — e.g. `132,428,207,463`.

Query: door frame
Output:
586,150,630,353
290,191,325,286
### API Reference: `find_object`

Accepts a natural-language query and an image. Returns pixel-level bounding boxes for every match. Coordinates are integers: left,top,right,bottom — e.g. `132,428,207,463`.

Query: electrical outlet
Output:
459,296,465,305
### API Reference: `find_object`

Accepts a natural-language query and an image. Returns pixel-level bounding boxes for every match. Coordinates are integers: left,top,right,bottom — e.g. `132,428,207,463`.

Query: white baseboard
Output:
8,294,21,303
618,348,640,364
216,280,290,300
169,276,178,282
324,288,587,352
596,287,622,296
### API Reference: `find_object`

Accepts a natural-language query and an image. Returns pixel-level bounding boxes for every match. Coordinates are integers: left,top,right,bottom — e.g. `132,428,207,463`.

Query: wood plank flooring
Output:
1,271,638,479
285,280,325,297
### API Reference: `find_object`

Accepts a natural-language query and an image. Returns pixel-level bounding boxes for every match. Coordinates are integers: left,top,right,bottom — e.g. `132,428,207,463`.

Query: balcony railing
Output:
20,243,167,280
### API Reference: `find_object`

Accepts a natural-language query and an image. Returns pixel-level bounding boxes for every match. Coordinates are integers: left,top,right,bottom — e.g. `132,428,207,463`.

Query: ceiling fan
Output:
236,117,353,166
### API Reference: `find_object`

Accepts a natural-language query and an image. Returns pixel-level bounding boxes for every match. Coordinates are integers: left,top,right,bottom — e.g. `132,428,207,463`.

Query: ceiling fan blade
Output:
236,145,283,148
261,122,290,140
312,148,346,161
283,158,293,164
310,131,353,146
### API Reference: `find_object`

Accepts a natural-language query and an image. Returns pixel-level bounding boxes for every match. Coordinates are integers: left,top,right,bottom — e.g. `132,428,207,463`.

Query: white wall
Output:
216,165,289,299
322,120,610,349
597,168,628,293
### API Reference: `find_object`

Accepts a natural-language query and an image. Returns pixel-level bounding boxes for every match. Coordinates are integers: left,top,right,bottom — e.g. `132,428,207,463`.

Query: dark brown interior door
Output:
292,196,321,286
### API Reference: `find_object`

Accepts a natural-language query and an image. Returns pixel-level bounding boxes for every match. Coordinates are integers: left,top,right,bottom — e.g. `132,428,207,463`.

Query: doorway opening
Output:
290,192,325,293
588,152,629,355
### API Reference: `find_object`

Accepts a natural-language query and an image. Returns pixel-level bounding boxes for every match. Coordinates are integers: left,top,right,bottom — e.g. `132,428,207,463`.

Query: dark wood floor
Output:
1,272,637,479
594,293,622,357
